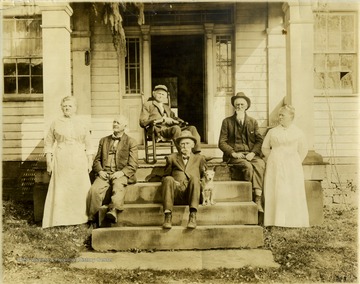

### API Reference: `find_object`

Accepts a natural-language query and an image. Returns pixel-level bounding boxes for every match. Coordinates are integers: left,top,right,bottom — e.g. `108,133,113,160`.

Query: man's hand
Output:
164,117,178,125
110,171,125,180
98,170,108,180
246,152,255,161
231,152,245,159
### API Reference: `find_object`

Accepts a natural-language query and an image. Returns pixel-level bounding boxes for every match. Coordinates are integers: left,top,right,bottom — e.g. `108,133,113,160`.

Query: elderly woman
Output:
43,96,93,228
262,105,309,227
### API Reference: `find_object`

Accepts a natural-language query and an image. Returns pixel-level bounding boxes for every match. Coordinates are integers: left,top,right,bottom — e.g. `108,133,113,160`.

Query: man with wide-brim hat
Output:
231,92,251,110
218,92,265,212
139,84,202,154
161,130,207,230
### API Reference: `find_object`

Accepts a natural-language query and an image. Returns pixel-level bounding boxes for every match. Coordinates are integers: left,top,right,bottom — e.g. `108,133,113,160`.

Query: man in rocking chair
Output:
139,84,201,154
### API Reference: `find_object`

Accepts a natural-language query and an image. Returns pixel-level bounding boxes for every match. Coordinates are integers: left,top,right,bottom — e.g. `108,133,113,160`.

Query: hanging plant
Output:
92,2,144,58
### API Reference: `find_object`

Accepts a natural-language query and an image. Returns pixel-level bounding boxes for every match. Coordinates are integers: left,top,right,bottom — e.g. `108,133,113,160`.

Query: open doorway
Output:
151,35,205,141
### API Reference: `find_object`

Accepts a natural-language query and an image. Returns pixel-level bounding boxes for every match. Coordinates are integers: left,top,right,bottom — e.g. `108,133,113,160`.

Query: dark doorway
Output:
151,35,205,141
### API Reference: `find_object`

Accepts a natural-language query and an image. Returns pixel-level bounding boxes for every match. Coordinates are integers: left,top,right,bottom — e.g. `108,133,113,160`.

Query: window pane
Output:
18,77,30,93
31,76,43,93
3,59,16,76
326,72,340,89
314,72,325,89
4,77,17,93
341,15,354,32
342,33,354,52
17,59,30,75
31,59,43,75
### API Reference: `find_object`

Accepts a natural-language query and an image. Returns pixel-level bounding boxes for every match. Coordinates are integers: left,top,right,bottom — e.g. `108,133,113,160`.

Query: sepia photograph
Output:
1,0,358,283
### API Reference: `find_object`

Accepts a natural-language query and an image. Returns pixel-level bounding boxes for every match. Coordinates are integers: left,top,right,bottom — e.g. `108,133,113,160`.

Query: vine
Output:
92,2,144,58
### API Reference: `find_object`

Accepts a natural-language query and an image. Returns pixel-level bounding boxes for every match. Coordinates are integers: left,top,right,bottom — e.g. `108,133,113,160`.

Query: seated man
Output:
87,115,138,226
218,92,265,212
161,131,207,229
139,84,201,153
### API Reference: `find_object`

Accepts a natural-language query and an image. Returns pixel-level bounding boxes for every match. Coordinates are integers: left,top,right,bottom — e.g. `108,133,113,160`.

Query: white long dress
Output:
262,124,309,227
42,116,92,228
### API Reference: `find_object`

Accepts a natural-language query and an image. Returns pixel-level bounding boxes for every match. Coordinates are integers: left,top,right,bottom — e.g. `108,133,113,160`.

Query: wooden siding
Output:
234,3,268,129
2,101,44,161
90,22,121,144
314,96,359,162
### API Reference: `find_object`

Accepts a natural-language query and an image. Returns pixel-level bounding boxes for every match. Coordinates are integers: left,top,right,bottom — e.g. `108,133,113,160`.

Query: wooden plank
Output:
3,107,43,116
236,31,265,40
236,56,266,65
91,99,120,107
236,40,266,49
3,123,44,132
92,76,119,84
91,59,119,68
91,84,119,92
92,43,116,51
2,116,43,124
235,72,267,81
3,139,44,148
3,132,44,140
92,68,119,76
91,106,121,115
3,101,43,108
92,92,121,100
91,51,117,59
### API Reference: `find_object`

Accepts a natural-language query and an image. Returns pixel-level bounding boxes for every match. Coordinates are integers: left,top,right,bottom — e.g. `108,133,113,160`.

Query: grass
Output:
2,199,358,283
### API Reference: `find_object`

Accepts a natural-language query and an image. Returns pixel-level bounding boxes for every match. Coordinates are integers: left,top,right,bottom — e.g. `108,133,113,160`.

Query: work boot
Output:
255,196,264,213
162,212,172,229
187,212,197,229
106,208,118,223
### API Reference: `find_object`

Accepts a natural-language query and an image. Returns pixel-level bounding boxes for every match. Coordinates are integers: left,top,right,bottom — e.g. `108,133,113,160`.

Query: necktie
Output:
112,135,121,141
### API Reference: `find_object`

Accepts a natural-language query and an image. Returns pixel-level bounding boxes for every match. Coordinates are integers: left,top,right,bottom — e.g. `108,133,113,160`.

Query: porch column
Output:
267,3,287,126
41,4,73,133
204,24,215,144
141,25,151,100
282,0,315,149
71,3,91,123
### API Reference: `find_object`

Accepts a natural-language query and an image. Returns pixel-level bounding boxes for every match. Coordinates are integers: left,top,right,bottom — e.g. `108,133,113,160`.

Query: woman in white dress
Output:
42,96,93,228
262,105,309,227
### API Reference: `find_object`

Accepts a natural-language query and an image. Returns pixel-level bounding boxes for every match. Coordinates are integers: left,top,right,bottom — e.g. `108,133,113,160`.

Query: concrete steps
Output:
123,181,252,204
92,178,264,251
92,225,264,251
101,202,258,227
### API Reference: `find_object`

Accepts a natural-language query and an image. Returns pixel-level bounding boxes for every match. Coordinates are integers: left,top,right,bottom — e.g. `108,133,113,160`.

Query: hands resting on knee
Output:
231,152,255,161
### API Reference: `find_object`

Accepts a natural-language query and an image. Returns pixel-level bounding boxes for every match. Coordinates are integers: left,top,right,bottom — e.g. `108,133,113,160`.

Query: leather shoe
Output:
162,212,172,229
106,208,118,223
187,212,197,229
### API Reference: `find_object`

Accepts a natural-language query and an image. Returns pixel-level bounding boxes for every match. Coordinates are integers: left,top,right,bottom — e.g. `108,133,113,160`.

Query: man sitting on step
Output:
218,92,265,212
161,131,207,229
87,115,138,227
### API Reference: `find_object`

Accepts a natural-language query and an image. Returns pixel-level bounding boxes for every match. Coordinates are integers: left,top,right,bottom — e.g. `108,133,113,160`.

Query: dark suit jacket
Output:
139,100,184,135
163,153,207,182
218,113,263,161
92,133,138,184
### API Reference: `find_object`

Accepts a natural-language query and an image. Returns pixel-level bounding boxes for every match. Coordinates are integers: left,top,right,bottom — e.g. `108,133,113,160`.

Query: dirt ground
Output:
2,200,358,283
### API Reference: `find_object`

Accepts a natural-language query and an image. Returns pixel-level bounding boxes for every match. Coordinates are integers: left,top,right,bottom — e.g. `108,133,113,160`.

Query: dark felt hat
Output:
175,130,197,146
231,92,251,110
153,85,168,92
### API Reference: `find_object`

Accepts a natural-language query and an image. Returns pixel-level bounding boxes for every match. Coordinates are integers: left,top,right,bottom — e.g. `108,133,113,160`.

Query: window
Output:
314,12,357,93
3,17,43,96
216,35,233,93
125,38,141,94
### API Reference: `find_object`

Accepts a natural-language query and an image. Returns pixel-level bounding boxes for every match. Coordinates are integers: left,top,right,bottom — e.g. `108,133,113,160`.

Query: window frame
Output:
124,36,142,97
214,32,234,97
2,16,43,102
313,11,358,95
